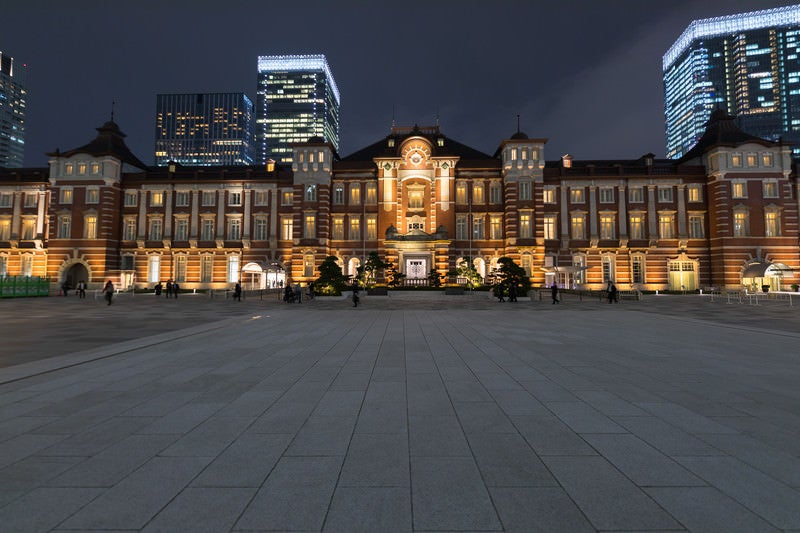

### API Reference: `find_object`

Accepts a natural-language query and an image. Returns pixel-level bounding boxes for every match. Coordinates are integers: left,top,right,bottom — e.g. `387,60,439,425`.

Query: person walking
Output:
172,281,180,298
165,280,172,298
233,281,242,301
551,282,560,304
154,281,162,296
607,281,618,303
77,280,87,299
102,279,114,305
352,282,360,307
295,283,302,303
61,280,70,297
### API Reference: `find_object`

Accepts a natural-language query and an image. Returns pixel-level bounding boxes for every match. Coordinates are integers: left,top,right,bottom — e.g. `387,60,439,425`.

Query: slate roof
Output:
48,121,149,170
680,108,776,162
340,126,492,162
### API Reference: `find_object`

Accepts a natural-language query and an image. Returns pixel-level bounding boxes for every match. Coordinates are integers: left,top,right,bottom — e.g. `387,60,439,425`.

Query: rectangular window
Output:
687,184,703,202
24,193,38,208
228,192,242,206
281,190,293,205
304,214,316,238
78,163,87,174
599,187,614,203
473,216,484,239
0,255,7,276
254,218,268,240
174,218,188,241
86,188,99,204
366,183,377,204
202,191,216,206
569,187,584,203
732,181,747,198
542,186,556,204
149,218,163,240
490,183,503,204
124,191,138,207
408,190,424,209
349,185,361,205
490,216,502,239
21,219,36,240
600,214,615,239
573,255,586,284
763,181,779,198
518,214,531,238
349,217,361,240
333,185,345,205
0,219,10,239
602,256,615,283
366,215,377,240
228,218,241,240
456,215,467,240
91,163,100,174
765,211,781,237
629,214,644,239
518,180,532,201
632,256,644,284
304,255,315,277
543,214,556,240
150,191,164,207
731,153,742,167
21,255,32,277
175,191,190,207
84,215,97,239
281,217,293,240
456,182,467,204
201,218,215,240
174,256,186,283
123,218,136,240
65,163,74,175
148,255,160,283
57,216,71,239
227,255,240,283
0,193,12,207
733,212,749,237
628,187,643,203
473,183,484,204
60,188,73,204
657,187,673,202
254,190,269,206
659,214,675,239
689,215,704,238
332,217,344,240
201,255,213,282
746,153,757,167
762,153,774,167
571,214,585,239
305,185,317,202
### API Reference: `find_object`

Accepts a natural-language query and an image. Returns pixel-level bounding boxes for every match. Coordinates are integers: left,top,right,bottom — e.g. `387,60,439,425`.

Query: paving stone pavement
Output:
0,291,799,531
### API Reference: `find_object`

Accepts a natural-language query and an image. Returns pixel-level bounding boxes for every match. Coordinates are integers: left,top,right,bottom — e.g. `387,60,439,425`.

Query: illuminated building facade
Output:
664,5,800,159
256,54,340,165
154,93,254,166
0,50,26,168
1,112,798,294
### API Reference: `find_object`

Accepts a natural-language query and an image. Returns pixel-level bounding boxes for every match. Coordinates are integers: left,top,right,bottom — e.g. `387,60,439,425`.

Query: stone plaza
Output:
0,291,799,531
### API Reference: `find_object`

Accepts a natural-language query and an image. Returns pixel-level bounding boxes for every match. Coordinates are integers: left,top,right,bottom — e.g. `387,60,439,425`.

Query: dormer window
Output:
562,154,573,168
510,148,518,161
762,153,774,167
437,138,444,147
78,163,87,174
65,164,74,175
388,138,395,147
746,153,757,167
91,163,100,174
731,153,742,167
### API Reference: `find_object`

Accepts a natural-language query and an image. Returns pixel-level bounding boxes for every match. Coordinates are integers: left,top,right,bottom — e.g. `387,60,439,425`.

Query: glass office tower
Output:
664,5,800,159
256,54,340,164
0,50,26,167
154,93,254,166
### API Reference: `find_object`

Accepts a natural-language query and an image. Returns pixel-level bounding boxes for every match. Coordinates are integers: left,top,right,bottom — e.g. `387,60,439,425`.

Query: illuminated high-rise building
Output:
256,54,340,164
664,5,800,159
154,93,254,166
0,50,26,167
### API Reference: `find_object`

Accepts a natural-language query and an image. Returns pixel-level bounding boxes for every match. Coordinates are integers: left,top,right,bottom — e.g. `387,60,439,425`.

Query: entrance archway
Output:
64,263,89,288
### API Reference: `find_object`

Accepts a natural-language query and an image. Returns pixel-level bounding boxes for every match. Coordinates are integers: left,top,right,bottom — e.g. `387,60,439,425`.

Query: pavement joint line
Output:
623,308,800,340
0,315,250,386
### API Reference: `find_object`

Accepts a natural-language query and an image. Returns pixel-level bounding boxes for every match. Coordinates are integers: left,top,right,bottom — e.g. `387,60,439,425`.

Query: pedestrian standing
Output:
61,281,70,297
352,283,360,307
551,283,560,304
77,280,87,299
154,282,162,296
165,280,172,298
102,279,114,305
295,283,302,303
172,281,180,298
233,281,242,301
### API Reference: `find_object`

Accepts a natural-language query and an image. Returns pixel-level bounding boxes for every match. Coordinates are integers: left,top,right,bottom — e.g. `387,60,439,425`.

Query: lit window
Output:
282,191,293,205
304,213,316,238
490,216,502,239
0,219,11,239
473,183,484,204
657,187,673,203
689,215,704,238
519,180,532,201
349,217,361,240
763,181,779,198
542,186,555,204
687,184,703,202
573,254,586,284
602,255,615,282
91,163,100,174
659,214,675,239
65,163,74,175
456,182,467,204
281,217,293,240
202,191,216,206
349,185,361,205
408,190,424,209
366,215,377,240
732,181,747,198
731,153,742,167
78,163,87,174
366,183,377,204
304,254,315,277
569,187,584,203
628,187,643,203
746,153,757,167
765,210,781,237
201,218,215,240
84,215,97,239
518,214,531,238
227,255,240,282
86,188,99,204
21,218,36,240
60,188,73,204
600,214,615,239
733,211,749,237
543,214,556,240
57,216,71,239
571,214,585,239
151,192,164,207
332,217,344,240
174,256,186,282
124,191,138,207
229,192,242,206
599,187,614,203
20,255,32,277
631,255,645,284
148,255,160,283
510,147,518,161
762,153,774,167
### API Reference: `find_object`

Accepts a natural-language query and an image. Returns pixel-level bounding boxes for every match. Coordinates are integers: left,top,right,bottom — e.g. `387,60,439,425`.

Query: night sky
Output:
4,0,799,167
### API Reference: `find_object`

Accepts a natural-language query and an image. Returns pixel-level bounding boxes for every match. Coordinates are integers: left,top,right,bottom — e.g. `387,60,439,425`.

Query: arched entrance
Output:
64,263,89,288
742,261,790,291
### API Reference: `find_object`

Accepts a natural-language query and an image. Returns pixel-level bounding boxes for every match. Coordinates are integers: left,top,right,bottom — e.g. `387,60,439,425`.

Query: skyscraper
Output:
256,54,340,164
0,50,26,168
154,93,254,166
664,5,800,159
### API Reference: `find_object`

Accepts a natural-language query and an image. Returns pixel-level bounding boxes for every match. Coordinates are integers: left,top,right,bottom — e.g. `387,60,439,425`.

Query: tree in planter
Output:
386,263,406,288
491,257,531,299
314,256,350,295
448,257,483,288
427,268,444,288
357,251,390,288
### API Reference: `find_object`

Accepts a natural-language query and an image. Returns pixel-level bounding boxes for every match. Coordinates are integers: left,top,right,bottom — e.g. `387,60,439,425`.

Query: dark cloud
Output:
4,0,798,166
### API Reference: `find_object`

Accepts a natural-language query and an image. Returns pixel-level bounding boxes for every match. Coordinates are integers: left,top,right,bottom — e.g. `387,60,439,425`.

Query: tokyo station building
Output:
0,110,799,292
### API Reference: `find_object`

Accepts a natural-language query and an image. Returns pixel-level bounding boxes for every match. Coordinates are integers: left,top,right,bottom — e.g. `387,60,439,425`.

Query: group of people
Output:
549,281,619,304
153,279,180,298
283,282,313,303
61,280,88,298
